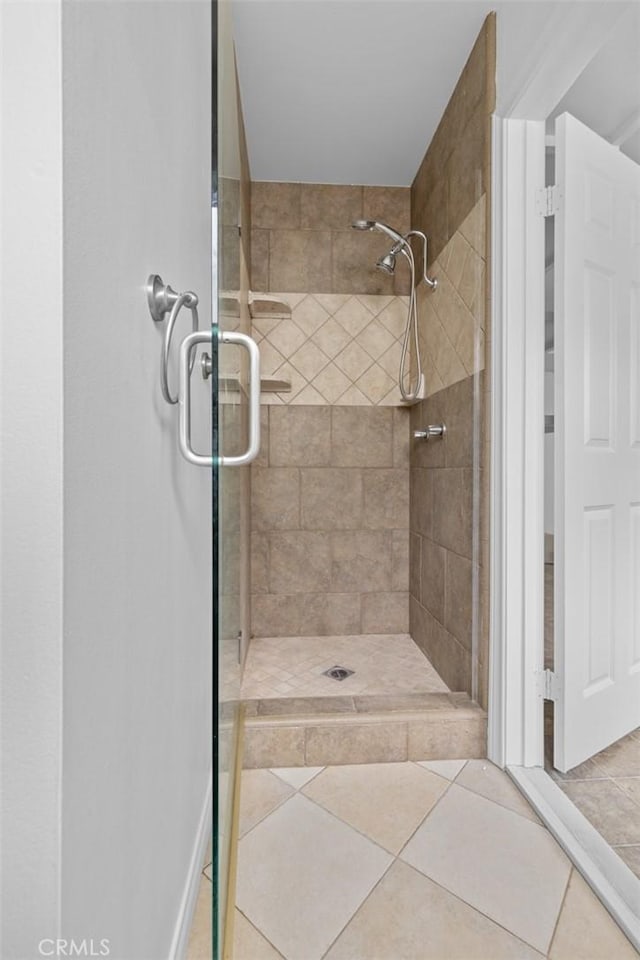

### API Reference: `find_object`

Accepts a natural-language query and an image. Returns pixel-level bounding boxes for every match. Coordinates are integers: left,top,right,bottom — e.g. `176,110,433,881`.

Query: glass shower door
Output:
214,0,254,954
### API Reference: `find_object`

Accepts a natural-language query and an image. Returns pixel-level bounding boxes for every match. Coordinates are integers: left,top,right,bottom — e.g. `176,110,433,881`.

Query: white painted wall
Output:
1,2,65,949
1,3,212,957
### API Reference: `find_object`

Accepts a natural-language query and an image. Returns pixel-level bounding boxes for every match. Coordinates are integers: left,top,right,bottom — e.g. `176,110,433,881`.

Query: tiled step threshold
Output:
240,692,487,768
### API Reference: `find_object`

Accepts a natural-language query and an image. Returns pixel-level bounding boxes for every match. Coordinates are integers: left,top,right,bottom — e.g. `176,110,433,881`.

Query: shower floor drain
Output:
323,665,355,682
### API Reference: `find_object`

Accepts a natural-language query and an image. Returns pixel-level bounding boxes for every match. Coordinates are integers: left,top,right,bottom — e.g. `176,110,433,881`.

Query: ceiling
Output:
548,4,640,164
231,1,638,186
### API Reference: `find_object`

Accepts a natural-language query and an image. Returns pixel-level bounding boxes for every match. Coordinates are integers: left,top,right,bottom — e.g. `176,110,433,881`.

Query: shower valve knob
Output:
414,424,446,441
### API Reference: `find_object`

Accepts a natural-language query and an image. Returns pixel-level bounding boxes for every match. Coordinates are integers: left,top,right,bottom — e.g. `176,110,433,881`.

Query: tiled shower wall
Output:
409,14,495,705
250,182,410,295
251,405,411,637
249,182,413,638
253,293,414,407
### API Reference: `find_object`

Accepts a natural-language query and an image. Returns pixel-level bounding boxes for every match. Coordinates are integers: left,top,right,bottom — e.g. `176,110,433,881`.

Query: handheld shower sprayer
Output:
350,219,437,403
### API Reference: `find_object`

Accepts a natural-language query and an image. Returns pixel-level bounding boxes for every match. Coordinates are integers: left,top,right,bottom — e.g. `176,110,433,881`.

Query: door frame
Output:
488,5,640,946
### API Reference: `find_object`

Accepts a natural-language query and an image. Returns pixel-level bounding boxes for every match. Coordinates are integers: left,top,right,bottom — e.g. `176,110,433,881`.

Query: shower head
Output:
351,219,406,245
376,252,396,275
376,238,405,275
352,219,377,231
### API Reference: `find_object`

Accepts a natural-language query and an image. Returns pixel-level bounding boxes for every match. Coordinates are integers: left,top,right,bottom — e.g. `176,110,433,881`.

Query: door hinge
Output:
537,668,561,701
536,185,561,217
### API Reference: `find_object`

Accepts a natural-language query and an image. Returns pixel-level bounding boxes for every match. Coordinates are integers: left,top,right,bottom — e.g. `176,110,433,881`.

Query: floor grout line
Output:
234,906,287,960
545,866,573,958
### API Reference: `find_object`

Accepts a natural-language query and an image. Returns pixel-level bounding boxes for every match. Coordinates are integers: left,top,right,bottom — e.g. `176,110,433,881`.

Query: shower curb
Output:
239,694,487,768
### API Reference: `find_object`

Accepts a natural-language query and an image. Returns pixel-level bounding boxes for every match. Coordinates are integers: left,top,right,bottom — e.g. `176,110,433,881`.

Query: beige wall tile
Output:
378,298,408,340
289,383,325,405
333,297,375,338
289,340,331,381
331,530,393,593
251,531,270,595
301,468,363,530
458,244,485,310
252,181,300,230
311,316,352,359
356,318,396,360
432,467,473,558
335,384,369,405
303,593,362,635
251,467,300,531
300,184,363,231
251,228,269,291
356,293,394,316
291,295,330,336
255,406,270,466
334,340,374,382
392,407,411,467
332,407,394,466
378,340,403,380
272,360,311,401
410,532,422,601
311,362,352,404
391,530,410,591
445,551,474,650
269,405,331,466
362,186,411,234
305,721,408,765
269,229,332,292
421,538,446,624
258,339,287,378
356,363,396,404
313,293,350,313
269,531,331,594
459,195,486,258
266,317,307,357
410,468,433,538
445,230,472,288
252,594,303,637
446,106,486,240
332,231,403,296
361,592,409,634
363,469,409,529
410,596,471,694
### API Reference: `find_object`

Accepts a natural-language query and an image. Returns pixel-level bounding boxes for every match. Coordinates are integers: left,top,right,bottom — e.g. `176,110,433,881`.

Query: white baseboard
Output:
508,765,640,950
169,770,213,960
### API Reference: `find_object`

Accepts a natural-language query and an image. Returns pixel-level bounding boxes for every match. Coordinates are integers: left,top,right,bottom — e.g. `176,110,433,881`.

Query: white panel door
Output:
554,112,640,771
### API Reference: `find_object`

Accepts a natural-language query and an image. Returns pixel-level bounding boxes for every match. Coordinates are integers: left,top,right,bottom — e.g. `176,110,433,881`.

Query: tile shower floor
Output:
227,759,637,960
240,633,449,700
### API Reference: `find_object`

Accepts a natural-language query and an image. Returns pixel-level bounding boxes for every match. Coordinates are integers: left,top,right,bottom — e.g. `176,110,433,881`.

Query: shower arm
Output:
404,230,437,290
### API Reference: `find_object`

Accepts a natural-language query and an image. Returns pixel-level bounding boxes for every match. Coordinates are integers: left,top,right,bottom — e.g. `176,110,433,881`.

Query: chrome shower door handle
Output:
218,330,261,467
177,329,261,467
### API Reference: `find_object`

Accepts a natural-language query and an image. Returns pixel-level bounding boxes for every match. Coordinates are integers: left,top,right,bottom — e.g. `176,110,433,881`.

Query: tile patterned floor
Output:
233,760,638,960
240,633,449,700
546,726,640,880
